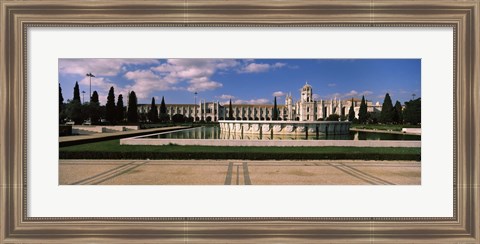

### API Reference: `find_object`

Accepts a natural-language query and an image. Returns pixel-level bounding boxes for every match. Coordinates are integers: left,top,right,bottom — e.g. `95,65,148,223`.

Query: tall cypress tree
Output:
380,93,394,124
66,81,83,124
272,96,278,120
393,101,403,124
228,99,233,120
348,98,355,122
148,97,159,123
59,83,64,109
59,83,65,123
127,91,139,123
159,96,168,122
105,86,116,124
116,94,124,123
91,91,99,103
89,91,101,124
73,81,81,102
358,95,368,124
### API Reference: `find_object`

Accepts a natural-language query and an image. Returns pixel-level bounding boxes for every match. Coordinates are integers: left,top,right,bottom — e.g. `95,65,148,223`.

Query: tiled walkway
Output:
60,159,420,185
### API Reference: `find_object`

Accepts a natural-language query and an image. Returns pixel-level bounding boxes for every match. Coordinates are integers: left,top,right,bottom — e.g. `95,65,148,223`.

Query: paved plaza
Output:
59,159,420,185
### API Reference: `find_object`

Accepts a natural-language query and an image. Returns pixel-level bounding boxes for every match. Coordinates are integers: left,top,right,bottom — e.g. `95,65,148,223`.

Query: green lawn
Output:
351,124,421,132
59,139,421,161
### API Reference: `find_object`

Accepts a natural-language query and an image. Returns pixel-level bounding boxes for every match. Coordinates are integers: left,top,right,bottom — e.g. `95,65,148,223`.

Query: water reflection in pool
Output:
144,126,421,141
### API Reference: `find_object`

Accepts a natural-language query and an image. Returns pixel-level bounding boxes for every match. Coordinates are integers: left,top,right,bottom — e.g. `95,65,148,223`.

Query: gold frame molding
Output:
1,0,479,242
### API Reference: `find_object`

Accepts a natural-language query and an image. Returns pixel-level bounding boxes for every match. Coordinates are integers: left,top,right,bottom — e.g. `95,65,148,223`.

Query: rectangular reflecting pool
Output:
142,126,421,141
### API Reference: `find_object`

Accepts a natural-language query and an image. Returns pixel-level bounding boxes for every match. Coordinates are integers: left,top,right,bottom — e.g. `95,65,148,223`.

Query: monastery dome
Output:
302,81,312,90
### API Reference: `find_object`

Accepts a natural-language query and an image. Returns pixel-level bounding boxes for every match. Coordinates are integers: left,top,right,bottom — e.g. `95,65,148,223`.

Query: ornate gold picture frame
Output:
1,0,478,242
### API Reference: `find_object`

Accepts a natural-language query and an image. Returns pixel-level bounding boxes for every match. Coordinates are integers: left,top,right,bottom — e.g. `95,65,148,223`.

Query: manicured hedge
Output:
59,151,420,161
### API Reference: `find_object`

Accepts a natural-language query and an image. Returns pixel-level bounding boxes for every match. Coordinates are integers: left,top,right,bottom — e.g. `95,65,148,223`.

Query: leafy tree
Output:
403,98,421,125
73,81,81,102
139,112,147,123
358,95,368,124
272,96,278,120
326,114,340,121
127,91,139,123
80,103,91,124
393,101,403,124
65,82,84,124
348,98,355,122
148,97,159,123
105,86,116,124
89,91,101,124
367,112,379,124
159,96,168,122
228,99,233,120
172,114,186,123
380,93,395,124
116,94,125,123
99,105,106,122
66,100,83,124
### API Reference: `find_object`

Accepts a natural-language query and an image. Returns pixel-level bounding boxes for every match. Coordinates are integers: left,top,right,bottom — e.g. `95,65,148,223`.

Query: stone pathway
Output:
60,159,420,185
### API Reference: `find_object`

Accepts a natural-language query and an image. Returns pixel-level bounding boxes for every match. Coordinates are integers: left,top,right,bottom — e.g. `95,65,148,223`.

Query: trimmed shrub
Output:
60,150,420,161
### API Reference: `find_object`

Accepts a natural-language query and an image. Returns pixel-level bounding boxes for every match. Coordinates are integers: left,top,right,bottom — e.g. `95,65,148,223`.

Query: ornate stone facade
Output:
136,83,382,122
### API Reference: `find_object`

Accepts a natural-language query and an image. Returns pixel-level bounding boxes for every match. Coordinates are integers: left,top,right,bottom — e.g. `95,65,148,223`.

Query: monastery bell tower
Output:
285,93,293,120
301,81,313,103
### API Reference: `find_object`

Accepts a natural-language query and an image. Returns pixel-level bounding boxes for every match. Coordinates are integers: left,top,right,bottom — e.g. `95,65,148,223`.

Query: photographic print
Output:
58,58,421,185
3,0,478,242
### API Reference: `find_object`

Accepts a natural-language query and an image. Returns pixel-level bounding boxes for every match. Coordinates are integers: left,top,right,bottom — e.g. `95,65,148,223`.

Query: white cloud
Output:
361,90,374,96
322,92,342,100
377,92,392,99
61,59,293,103
77,76,130,104
151,59,237,92
218,94,235,99
343,90,359,98
242,59,255,63
272,91,286,97
63,59,240,103
59,58,160,76
241,63,270,73
343,90,373,98
239,62,287,73
219,100,231,106
234,98,270,105
327,83,336,87
123,69,179,100
313,94,321,100
323,90,374,100
187,77,223,92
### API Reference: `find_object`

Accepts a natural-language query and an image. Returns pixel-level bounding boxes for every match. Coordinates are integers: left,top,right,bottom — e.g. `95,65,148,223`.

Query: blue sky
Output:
59,59,421,105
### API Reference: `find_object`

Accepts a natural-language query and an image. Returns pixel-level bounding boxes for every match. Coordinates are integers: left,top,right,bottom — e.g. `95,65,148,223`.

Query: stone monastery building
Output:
137,83,382,122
